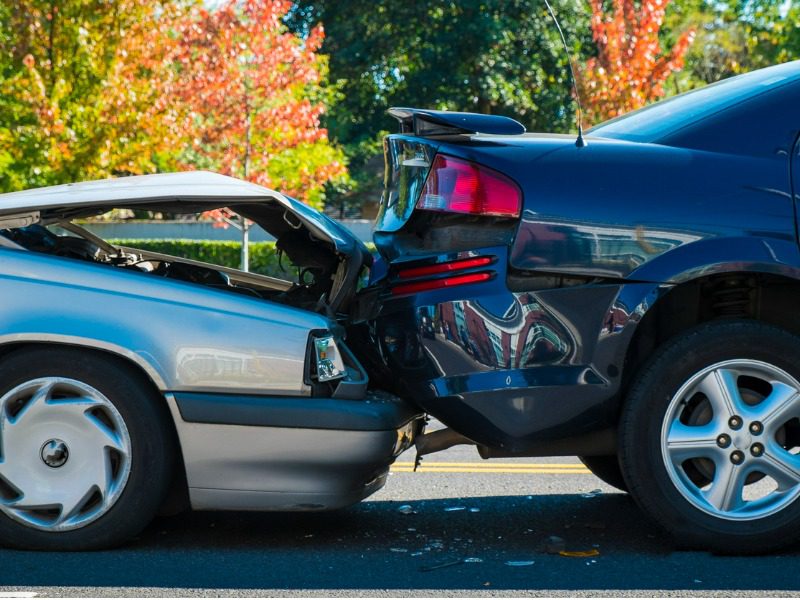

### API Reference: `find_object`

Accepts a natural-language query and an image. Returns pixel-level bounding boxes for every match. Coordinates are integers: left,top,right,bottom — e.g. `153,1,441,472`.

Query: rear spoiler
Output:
388,107,526,137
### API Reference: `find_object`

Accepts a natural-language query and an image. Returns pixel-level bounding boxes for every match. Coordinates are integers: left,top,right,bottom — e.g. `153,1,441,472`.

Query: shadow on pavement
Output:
2,493,799,591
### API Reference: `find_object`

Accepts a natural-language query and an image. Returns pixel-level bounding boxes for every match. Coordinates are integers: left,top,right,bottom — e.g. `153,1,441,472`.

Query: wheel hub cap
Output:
0,377,132,532
40,439,69,468
661,359,800,521
731,430,752,451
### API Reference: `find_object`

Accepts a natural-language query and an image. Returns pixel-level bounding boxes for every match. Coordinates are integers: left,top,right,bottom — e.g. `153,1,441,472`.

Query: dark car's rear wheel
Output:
619,320,800,553
0,347,175,550
579,455,628,492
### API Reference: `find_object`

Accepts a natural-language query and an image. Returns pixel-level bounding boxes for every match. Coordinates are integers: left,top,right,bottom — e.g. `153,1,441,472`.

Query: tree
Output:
108,0,347,269
288,0,592,210
0,0,158,192
577,0,696,124
663,0,799,90
109,0,346,206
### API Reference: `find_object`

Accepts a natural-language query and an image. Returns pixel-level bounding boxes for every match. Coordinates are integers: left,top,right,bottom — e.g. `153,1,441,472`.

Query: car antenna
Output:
543,0,587,148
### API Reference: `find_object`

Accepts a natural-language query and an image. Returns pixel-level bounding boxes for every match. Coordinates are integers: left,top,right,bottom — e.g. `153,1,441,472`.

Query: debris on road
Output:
581,489,603,498
559,549,601,558
397,504,415,515
505,560,535,567
444,506,466,512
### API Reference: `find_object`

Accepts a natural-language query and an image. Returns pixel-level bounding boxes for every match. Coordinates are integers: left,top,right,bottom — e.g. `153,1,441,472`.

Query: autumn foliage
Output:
1,1,346,209
578,0,696,124
104,0,346,208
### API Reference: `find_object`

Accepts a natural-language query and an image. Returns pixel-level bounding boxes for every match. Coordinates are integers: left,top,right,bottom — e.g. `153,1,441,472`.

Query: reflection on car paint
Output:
512,213,703,278
430,293,573,371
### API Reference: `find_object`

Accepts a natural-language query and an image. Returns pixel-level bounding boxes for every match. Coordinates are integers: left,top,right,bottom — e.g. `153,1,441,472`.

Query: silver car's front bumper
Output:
165,391,422,511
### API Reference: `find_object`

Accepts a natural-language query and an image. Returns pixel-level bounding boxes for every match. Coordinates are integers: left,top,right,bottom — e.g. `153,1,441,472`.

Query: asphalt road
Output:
1,442,800,597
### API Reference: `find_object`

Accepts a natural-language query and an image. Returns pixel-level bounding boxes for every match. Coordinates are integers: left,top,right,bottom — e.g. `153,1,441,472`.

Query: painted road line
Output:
390,462,592,474
393,462,587,468
391,468,592,474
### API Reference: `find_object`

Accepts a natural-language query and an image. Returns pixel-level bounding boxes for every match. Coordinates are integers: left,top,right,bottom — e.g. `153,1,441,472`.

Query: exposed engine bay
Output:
0,219,353,315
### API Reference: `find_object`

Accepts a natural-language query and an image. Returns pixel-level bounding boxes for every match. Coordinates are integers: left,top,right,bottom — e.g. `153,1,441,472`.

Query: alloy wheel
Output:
661,359,800,521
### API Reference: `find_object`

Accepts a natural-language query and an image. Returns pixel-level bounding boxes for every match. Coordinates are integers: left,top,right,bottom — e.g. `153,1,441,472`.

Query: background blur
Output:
1,0,797,219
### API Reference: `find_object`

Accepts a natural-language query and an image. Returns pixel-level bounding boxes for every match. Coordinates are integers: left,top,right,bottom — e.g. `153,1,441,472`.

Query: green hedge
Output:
109,239,296,280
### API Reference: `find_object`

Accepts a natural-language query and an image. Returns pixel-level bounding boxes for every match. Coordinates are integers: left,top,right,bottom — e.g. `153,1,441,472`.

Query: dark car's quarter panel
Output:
431,137,796,281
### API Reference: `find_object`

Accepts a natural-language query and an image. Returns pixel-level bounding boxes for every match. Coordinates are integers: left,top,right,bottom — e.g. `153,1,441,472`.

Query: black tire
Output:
619,320,800,554
0,347,176,550
579,455,628,492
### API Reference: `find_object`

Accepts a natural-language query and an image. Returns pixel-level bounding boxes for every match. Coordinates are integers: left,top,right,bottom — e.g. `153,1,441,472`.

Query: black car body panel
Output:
356,61,800,455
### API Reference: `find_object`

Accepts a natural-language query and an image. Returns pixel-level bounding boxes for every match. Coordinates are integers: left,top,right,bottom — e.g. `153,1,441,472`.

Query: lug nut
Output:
729,416,743,430
717,434,731,448
731,450,745,465
751,443,764,457
749,421,763,435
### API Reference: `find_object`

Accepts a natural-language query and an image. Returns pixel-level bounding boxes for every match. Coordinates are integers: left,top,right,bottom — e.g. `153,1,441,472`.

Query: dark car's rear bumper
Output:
166,390,423,511
353,245,648,455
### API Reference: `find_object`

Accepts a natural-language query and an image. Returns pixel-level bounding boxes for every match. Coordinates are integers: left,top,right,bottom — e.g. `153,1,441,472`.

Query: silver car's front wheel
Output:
0,377,132,531
620,321,800,553
0,347,176,550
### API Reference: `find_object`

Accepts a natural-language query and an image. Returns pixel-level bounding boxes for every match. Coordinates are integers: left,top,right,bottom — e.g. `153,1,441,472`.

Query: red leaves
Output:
578,0,695,124
106,0,346,207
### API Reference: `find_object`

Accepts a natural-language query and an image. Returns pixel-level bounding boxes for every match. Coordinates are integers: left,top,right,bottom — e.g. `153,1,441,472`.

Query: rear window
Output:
589,61,800,143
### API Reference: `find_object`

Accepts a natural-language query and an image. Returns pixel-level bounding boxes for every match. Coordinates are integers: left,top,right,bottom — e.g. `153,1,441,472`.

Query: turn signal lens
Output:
313,336,346,382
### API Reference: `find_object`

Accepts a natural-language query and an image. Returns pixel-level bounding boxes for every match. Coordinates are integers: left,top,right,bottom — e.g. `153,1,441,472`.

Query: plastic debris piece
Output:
411,552,423,557
390,548,408,553
559,549,600,558
408,527,416,532
505,560,535,567
469,507,481,513
464,557,483,563
581,489,603,498
398,504,414,514
420,559,463,572
444,506,466,512
544,535,566,555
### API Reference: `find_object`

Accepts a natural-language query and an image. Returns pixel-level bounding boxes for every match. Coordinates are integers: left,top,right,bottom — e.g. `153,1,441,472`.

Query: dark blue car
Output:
352,60,800,553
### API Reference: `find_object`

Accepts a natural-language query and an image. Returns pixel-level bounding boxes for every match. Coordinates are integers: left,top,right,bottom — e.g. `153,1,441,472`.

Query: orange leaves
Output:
107,0,345,207
579,0,695,124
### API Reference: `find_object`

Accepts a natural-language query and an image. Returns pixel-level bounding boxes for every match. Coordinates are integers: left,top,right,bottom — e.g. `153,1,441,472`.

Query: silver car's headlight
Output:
312,334,346,382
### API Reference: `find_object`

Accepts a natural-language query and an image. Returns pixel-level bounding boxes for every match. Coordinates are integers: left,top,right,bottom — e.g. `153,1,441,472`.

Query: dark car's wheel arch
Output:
0,341,190,515
617,270,800,419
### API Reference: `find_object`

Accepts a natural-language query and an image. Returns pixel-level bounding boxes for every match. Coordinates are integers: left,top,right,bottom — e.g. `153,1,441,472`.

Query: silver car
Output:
0,171,422,550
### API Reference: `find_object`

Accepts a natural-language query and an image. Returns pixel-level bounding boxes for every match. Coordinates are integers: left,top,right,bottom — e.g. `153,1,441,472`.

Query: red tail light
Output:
416,155,521,217
397,256,493,279
391,272,492,296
